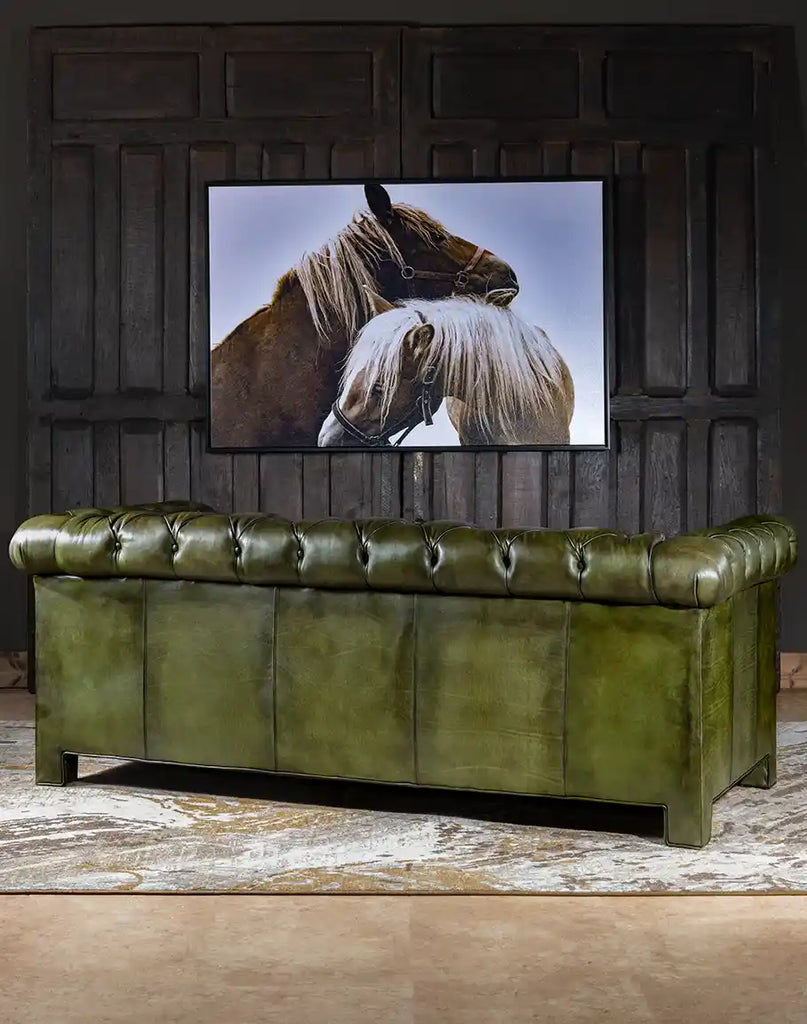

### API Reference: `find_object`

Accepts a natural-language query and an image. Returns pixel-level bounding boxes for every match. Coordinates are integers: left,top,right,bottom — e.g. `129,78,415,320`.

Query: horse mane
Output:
272,204,446,340
341,296,572,442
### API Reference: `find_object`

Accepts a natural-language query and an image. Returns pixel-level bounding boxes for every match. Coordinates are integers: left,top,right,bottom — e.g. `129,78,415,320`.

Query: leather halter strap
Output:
329,309,438,447
399,244,489,297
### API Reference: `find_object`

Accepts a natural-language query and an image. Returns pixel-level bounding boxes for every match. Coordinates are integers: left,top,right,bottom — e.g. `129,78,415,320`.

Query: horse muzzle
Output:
317,411,351,447
485,287,519,307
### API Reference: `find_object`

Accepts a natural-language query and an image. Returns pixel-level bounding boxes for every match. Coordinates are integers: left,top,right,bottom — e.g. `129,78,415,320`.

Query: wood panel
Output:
52,52,199,121
27,23,782,561
50,146,94,397
401,24,780,537
120,421,164,504
226,51,373,118
605,51,754,121
431,51,580,120
713,146,757,394
29,25,401,526
120,147,164,393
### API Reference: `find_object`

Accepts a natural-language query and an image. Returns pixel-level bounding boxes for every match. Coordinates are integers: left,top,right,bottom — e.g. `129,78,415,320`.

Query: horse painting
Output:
318,290,575,447
210,184,519,448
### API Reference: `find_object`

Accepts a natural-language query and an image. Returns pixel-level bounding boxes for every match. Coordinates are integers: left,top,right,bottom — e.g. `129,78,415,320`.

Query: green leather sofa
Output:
9,501,798,848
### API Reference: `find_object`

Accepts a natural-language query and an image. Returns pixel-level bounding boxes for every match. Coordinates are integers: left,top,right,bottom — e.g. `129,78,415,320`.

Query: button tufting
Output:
359,546,369,565
430,549,439,567
233,543,241,557
502,554,511,570
297,547,304,560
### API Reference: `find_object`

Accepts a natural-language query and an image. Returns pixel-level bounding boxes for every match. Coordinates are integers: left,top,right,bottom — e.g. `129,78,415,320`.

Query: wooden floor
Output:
0,894,806,1023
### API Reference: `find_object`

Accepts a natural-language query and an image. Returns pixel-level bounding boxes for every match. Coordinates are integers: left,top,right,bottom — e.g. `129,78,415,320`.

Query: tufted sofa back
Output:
9,501,797,609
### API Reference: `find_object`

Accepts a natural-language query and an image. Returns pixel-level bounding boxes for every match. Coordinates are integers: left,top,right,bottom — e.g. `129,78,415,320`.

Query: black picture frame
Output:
205,176,613,454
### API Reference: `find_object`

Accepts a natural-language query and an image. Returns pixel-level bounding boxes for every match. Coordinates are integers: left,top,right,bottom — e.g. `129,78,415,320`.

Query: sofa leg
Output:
36,749,78,786
664,798,713,849
738,752,777,790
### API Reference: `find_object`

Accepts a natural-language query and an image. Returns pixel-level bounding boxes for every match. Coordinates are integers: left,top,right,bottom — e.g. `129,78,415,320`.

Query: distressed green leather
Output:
9,502,797,847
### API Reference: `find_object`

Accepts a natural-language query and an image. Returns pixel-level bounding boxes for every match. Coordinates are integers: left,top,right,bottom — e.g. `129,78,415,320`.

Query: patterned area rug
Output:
1,720,806,893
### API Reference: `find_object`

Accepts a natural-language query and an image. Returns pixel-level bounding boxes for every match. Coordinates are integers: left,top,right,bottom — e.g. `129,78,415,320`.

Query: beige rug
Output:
1,714,806,893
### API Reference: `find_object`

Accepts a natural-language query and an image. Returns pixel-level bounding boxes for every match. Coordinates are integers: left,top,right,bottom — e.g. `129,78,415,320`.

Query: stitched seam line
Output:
141,579,148,761
412,592,418,785
561,600,571,797
271,586,278,771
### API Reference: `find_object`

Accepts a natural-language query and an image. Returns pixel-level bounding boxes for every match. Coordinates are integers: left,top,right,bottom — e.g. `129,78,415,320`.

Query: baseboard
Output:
0,651,27,688
780,653,807,689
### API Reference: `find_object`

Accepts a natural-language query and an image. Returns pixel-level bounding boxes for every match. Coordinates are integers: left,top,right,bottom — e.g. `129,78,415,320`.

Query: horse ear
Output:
406,323,435,361
364,183,393,225
363,287,396,317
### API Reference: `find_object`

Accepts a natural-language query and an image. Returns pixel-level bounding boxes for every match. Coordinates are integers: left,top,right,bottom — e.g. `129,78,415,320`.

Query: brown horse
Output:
318,290,575,447
210,184,519,448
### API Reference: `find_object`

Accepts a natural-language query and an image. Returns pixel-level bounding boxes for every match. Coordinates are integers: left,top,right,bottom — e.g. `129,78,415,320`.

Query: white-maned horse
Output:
318,290,575,447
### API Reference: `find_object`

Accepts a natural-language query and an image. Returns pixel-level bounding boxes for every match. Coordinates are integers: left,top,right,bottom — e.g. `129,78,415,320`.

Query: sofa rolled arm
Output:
648,515,797,607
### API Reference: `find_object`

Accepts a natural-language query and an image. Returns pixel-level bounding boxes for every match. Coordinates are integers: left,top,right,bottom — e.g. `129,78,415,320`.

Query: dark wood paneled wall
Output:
28,24,783,531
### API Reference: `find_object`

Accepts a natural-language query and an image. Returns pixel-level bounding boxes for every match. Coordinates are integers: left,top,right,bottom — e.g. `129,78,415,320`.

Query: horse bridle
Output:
399,244,489,298
330,310,439,448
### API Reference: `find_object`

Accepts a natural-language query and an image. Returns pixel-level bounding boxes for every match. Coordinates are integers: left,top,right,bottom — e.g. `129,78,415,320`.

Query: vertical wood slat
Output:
302,455,330,518
500,454,546,528
28,34,54,407
120,147,164,393
120,421,164,505
614,142,644,395
93,422,120,508
686,145,710,395
162,144,190,395
93,144,121,396
51,422,94,510
643,147,687,395
260,454,303,519
51,146,94,396
644,420,687,536
402,451,431,522
330,455,374,518
709,420,757,524
754,137,782,513
190,420,232,512
713,146,757,394
433,454,475,523
686,418,710,531
164,422,190,501
615,421,642,533
27,420,52,516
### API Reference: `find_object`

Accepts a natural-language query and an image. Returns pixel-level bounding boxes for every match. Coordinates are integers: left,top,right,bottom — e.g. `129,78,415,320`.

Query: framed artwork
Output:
207,178,609,452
